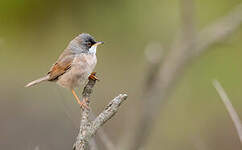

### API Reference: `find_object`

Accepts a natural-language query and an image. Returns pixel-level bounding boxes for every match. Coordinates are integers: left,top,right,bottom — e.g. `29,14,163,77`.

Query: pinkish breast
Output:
57,54,97,89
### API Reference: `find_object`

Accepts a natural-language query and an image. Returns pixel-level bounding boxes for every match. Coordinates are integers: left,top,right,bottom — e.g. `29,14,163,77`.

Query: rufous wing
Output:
48,50,75,81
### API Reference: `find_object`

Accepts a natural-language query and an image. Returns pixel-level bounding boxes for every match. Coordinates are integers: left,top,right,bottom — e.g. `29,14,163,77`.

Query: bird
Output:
25,33,104,108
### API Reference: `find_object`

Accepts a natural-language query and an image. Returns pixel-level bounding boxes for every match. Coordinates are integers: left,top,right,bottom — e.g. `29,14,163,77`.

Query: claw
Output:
71,89,89,110
79,98,89,110
88,72,99,81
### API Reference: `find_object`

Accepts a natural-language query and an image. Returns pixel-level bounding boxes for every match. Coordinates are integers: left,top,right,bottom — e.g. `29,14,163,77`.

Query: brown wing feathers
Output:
48,50,74,81
25,50,75,87
48,61,72,81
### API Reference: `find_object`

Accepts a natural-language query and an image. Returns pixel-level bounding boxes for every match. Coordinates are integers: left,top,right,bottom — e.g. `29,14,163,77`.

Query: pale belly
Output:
57,54,97,89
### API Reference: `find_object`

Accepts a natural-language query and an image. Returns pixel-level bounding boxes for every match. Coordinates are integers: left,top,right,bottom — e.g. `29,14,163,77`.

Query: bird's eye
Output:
87,42,92,47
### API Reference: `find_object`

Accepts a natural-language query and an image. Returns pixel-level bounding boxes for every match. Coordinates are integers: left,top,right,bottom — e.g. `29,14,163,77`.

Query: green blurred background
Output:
1,0,242,149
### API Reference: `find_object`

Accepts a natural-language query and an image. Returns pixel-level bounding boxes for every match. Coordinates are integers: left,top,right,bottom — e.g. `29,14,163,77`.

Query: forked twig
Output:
73,77,128,150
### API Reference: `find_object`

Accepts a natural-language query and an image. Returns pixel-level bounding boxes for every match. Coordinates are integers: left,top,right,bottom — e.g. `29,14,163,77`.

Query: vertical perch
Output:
73,75,128,150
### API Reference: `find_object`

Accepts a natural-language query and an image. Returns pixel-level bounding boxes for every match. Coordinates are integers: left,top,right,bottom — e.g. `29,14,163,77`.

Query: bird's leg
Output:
88,72,99,81
71,89,89,109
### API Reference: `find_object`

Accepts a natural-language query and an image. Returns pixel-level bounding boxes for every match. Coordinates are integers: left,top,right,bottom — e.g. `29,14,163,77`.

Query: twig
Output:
213,79,242,144
90,112,116,150
91,94,127,132
129,3,242,150
73,77,128,150
180,0,196,42
73,78,96,150
96,127,116,150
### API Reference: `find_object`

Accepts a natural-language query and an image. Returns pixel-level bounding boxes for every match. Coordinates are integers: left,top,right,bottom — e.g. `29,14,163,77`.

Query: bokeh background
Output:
1,0,242,149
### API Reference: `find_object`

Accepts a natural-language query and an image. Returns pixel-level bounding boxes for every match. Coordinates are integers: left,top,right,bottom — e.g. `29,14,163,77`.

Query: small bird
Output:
25,33,104,108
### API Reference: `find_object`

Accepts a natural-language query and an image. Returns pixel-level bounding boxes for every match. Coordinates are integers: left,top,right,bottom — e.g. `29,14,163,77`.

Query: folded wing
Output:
48,50,75,81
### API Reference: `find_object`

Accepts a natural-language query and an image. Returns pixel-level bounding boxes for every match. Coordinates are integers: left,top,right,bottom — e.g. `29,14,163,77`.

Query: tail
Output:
25,75,50,87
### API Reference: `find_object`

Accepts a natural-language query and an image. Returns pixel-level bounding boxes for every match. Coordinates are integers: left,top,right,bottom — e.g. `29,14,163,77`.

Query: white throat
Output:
89,45,97,54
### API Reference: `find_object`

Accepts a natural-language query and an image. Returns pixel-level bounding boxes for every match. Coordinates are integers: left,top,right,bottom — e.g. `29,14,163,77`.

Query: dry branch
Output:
213,80,242,144
90,112,116,150
73,78,128,150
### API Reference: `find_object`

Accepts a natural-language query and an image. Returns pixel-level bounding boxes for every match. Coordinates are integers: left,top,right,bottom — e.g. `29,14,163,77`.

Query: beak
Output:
93,41,104,46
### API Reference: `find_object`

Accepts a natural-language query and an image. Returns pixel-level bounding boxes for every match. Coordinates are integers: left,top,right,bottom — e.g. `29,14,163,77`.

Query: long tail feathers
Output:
25,75,49,87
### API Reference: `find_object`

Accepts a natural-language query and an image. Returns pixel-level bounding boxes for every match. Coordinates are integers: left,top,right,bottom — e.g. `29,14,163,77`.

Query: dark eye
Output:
87,42,92,47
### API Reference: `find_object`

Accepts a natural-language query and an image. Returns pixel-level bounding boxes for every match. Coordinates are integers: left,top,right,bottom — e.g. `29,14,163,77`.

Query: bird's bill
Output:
93,41,104,46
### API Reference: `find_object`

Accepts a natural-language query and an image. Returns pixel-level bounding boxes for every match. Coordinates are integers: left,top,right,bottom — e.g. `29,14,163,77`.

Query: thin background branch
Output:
90,112,116,150
213,79,242,144
128,2,242,150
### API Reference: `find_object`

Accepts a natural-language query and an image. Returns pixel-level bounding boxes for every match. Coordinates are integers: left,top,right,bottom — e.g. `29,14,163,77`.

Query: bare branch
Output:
73,79,96,150
90,112,116,150
73,77,128,150
213,79,242,144
180,0,196,42
195,4,242,55
129,3,242,150
96,127,116,150
91,94,128,131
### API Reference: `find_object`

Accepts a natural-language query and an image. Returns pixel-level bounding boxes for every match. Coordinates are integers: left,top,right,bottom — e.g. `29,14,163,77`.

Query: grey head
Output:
68,33,104,54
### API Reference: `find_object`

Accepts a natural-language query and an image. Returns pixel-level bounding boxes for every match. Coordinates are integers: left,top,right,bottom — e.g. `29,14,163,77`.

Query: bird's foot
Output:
79,98,89,110
88,72,99,81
